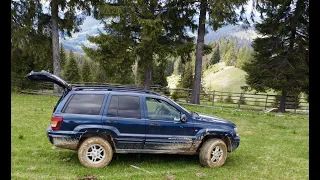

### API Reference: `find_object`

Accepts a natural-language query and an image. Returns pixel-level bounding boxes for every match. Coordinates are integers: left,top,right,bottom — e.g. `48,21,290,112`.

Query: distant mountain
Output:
203,25,258,49
61,17,259,53
60,17,103,54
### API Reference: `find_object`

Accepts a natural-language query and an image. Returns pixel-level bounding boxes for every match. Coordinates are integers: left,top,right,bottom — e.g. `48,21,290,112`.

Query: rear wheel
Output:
78,137,113,168
199,138,227,168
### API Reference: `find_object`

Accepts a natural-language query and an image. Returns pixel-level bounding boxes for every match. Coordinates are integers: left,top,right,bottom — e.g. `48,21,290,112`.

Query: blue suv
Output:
27,70,240,168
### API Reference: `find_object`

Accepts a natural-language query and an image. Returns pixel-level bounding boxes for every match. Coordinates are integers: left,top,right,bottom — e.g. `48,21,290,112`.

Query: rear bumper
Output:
46,126,81,150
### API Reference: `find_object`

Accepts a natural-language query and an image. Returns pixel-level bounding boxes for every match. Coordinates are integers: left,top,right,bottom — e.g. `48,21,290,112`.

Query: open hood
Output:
26,70,71,91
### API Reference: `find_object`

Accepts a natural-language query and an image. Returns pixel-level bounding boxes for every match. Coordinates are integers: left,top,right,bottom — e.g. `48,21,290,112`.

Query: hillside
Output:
202,63,247,92
167,62,248,93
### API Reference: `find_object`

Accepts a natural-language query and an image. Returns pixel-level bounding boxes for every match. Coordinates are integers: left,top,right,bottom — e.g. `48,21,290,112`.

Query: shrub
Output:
237,94,247,105
171,91,179,101
224,93,234,103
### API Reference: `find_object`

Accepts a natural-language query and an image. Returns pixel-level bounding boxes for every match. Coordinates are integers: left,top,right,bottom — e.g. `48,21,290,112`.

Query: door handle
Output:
106,120,117,124
150,123,160,126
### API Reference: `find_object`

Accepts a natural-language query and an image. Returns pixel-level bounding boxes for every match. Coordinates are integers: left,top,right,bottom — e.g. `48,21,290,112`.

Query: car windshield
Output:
165,97,191,115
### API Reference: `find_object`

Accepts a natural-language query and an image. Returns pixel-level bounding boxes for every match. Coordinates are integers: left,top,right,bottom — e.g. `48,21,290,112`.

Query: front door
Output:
144,97,194,152
101,94,145,150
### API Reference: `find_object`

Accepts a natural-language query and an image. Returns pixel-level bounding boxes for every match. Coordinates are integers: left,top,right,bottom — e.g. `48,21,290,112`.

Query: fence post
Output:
212,90,215,106
238,93,242,109
186,89,189,103
265,94,269,110
294,95,298,113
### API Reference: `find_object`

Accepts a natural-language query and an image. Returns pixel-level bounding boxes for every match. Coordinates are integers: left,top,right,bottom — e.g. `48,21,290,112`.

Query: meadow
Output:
11,93,309,179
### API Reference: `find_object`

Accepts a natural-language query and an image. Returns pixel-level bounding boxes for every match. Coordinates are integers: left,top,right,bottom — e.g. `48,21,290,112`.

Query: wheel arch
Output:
197,134,232,153
77,131,116,151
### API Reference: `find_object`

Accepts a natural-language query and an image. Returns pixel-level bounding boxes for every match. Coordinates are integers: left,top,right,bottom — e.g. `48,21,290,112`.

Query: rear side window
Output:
106,95,141,119
63,94,105,115
107,95,118,117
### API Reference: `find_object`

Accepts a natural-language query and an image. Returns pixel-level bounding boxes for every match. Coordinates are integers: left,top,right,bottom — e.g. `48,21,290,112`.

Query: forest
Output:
11,0,309,112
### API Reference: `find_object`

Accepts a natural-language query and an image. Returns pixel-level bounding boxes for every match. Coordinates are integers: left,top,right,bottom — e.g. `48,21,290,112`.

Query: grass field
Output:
11,93,309,180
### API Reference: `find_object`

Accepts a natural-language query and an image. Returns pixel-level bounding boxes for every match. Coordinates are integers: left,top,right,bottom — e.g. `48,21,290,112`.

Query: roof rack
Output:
72,85,162,96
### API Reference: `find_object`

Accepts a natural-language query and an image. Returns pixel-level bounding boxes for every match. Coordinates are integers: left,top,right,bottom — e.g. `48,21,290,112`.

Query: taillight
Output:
51,116,63,130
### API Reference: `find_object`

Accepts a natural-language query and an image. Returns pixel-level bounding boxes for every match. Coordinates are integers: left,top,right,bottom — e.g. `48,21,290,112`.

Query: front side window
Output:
63,94,105,115
106,95,141,119
146,97,181,121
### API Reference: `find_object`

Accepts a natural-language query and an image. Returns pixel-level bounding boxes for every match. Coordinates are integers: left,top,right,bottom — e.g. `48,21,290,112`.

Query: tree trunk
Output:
51,0,62,93
134,57,139,86
144,65,152,90
279,90,287,113
191,0,207,104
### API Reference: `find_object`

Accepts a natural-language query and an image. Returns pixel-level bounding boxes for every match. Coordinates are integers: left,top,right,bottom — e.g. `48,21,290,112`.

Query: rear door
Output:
26,70,71,90
56,93,106,131
101,93,145,150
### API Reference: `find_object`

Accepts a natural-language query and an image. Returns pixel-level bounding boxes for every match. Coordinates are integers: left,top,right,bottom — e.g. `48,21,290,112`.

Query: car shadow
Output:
58,151,200,167
111,153,200,166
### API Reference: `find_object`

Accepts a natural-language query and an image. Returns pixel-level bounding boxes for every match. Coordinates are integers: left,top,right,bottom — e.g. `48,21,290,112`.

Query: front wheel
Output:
199,138,227,168
78,137,113,168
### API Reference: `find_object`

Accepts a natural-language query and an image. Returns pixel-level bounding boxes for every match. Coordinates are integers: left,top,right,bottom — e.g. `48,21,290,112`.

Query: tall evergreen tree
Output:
94,65,108,83
152,60,168,87
243,0,309,112
83,0,196,89
82,59,93,82
47,0,103,92
11,0,53,90
190,0,251,104
209,45,220,66
178,60,194,89
223,41,238,66
236,46,252,69
64,50,81,83
60,44,67,77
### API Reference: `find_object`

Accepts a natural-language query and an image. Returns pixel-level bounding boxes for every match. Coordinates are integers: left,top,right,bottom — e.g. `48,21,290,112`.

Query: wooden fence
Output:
150,87,309,113
20,82,309,113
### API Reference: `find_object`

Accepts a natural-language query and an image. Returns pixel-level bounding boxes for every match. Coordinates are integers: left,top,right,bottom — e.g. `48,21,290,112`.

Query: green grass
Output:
203,66,248,92
12,93,309,179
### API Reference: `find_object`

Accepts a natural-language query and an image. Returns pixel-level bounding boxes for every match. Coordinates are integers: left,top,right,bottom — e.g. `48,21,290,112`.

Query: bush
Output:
224,93,234,103
171,91,179,101
237,94,247,105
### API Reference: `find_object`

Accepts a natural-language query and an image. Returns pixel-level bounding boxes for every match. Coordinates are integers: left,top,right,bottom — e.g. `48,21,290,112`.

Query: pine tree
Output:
190,0,251,104
94,66,108,83
178,61,194,89
236,46,252,69
210,45,220,66
47,0,103,92
64,50,81,83
152,60,168,87
223,40,238,66
83,0,195,88
60,44,67,77
11,0,53,90
243,0,309,112
81,60,92,83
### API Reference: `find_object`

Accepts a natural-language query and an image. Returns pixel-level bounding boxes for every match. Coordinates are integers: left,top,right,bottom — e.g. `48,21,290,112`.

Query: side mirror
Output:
180,114,187,123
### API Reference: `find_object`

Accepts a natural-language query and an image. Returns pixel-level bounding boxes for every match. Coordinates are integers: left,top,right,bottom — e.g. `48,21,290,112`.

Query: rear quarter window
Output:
63,94,105,115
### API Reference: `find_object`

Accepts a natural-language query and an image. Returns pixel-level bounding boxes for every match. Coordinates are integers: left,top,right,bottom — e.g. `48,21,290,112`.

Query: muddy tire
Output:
78,137,113,168
199,138,227,168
